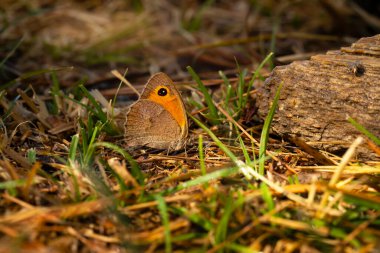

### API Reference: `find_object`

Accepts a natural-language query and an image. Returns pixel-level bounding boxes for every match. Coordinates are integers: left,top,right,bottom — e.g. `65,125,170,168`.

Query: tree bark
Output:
256,34,380,160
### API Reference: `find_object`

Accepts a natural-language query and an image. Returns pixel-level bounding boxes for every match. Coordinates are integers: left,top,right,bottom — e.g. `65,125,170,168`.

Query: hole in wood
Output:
349,62,366,77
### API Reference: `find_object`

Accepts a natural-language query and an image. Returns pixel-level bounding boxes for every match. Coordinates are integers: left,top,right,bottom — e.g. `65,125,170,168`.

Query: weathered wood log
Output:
256,34,380,160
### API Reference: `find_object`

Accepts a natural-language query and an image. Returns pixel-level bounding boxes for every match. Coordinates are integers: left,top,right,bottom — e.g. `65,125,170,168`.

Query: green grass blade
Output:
79,119,89,156
198,134,206,175
288,174,300,185
83,123,101,166
269,22,278,69
172,233,206,243
0,179,25,189
26,148,37,164
170,206,212,231
347,117,380,146
243,52,274,107
237,68,248,113
0,92,18,121
190,115,238,162
0,38,23,69
155,195,172,253
260,182,274,211
190,114,267,180
342,194,380,210
50,72,61,115
219,71,234,113
188,97,205,110
259,82,283,175
78,85,108,122
226,243,260,253
238,135,252,165
215,194,233,245
187,66,220,125
176,167,239,191
67,134,81,201
198,134,209,188
214,192,245,252
78,84,118,135
68,134,79,164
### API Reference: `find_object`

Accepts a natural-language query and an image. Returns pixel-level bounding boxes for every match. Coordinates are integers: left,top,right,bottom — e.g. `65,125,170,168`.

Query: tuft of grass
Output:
190,114,238,163
66,119,107,201
94,142,144,186
187,66,220,125
242,52,273,107
188,53,273,128
78,84,119,135
219,52,273,121
82,119,102,167
189,113,269,182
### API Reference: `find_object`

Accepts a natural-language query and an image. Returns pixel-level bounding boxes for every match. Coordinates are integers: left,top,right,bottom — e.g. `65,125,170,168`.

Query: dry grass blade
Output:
123,219,189,244
2,147,31,170
289,135,335,165
266,216,329,236
22,161,41,199
107,158,139,188
0,198,110,224
111,69,140,96
343,211,380,244
122,194,201,212
319,137,364,217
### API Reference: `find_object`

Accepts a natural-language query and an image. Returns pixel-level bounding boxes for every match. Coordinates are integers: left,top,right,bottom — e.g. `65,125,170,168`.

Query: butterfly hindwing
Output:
125,99,181,150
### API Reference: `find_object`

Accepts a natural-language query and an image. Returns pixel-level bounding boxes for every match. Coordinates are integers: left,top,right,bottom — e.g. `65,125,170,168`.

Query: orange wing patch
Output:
147,85,186,129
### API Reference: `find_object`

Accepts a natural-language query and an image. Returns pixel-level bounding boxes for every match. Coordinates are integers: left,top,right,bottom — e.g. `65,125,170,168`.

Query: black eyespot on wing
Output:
158,87,168,96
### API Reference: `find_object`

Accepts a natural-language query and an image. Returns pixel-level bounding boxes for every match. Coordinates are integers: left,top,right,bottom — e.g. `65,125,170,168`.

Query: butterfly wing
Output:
141,72,188,140
124,99,183,150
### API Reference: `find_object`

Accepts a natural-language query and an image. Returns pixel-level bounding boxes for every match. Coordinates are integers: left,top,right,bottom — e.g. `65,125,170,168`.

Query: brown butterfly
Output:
124,73,188,150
